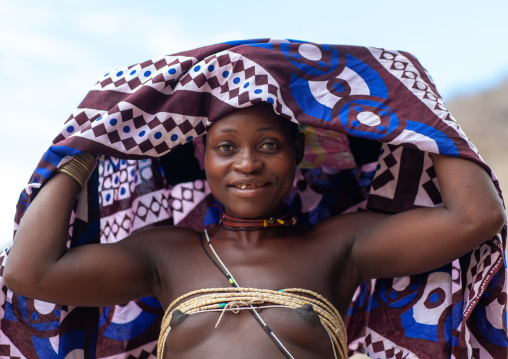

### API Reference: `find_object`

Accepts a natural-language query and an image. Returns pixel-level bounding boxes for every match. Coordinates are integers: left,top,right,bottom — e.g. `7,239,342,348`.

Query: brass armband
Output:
57,153,97,190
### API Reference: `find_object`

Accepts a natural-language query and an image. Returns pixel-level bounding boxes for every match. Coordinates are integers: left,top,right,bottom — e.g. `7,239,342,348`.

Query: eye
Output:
217,144,234,152
259,142,279,150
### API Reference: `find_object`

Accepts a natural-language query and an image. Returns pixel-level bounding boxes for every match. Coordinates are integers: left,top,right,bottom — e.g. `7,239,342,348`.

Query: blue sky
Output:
1,0,507,247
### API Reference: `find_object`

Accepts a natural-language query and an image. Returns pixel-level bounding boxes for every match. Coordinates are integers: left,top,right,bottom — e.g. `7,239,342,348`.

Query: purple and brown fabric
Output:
0,39,506,358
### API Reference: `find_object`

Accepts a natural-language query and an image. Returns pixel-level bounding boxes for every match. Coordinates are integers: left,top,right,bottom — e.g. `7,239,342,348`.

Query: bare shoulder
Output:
120,225,199,255
311,211,388,245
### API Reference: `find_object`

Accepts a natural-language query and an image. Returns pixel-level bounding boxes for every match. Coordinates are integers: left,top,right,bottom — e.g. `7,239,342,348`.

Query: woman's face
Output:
204,105,303,219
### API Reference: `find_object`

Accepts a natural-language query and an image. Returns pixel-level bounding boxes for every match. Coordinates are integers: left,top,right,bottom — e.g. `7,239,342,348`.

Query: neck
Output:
220,212,298,232
208,222,296,245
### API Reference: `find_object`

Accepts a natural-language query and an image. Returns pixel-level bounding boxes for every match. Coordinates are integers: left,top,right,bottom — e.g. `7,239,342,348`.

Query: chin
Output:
226,203,285,219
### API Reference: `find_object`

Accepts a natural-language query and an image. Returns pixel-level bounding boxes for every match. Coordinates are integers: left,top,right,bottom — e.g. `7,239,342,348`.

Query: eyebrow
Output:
218,126,276,134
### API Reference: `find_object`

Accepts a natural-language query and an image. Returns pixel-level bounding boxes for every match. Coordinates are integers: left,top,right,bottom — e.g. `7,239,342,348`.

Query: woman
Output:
4,102,505,358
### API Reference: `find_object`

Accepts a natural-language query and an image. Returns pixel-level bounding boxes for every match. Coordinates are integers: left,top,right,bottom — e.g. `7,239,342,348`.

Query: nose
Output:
232,149,263,173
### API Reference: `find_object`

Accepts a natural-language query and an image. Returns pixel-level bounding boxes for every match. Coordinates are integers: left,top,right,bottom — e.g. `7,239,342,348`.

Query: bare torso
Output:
151,224,357,358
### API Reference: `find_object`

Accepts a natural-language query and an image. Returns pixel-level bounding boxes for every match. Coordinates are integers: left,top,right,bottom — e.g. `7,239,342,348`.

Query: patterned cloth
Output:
0,39,506,358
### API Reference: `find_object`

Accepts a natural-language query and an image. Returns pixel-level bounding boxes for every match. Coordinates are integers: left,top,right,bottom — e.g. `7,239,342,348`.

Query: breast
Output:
162,305,336,358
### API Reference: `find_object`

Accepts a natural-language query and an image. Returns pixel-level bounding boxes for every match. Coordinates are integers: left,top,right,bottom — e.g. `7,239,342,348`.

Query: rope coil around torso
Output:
157,287,348,359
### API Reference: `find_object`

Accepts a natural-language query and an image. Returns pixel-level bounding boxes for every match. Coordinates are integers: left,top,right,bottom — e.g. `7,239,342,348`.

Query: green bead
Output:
219,303,226,309
228,278,235,284
279,289,285,292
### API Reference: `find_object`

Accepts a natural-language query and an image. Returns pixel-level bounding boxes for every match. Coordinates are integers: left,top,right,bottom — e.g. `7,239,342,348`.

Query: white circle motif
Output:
194,180,204,190
357,112,381,126
151,201,161,213
183,189,193,200
394,62,405,70
298,44,322,61
34,300,56,315
141,167,153,180
137,205,147,217
172,200,182,211
416,81,427,90
103,177,112,189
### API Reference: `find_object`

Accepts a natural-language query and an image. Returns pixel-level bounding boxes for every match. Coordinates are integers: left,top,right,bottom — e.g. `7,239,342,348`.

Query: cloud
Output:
0,27,87,63
147,29,250,56
75,9,249,58
76,10,192,54
0,2,56,29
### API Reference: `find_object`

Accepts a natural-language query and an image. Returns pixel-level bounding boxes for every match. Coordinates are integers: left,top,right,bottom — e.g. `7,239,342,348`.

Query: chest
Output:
158,235,345,310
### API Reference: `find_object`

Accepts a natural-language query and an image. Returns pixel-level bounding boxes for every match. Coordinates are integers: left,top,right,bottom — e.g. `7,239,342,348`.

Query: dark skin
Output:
4,105,506,358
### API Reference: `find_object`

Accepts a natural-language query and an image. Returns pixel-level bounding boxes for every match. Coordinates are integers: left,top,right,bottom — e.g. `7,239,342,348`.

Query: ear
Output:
294,132,306,166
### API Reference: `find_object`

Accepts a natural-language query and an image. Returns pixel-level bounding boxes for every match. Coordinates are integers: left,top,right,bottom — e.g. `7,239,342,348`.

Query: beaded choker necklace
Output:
220,212,298,231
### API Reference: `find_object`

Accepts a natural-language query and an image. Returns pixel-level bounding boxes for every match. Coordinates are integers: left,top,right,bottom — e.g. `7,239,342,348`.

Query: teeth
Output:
235,183,264,189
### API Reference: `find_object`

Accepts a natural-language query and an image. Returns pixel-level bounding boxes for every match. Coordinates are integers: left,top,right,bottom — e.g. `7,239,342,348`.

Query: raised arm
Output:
4,167,159,307
348,153,506,281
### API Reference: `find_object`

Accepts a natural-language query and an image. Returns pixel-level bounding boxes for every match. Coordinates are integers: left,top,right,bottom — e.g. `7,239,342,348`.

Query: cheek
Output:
204,155,228,194
205,153,225,171
282,171,296,192
275,158,297,190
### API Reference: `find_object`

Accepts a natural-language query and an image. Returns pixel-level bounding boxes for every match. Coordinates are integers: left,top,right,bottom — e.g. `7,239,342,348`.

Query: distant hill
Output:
447,81,508,194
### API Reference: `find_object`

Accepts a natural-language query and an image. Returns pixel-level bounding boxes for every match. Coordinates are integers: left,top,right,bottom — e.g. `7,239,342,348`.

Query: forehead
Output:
208,105,290,136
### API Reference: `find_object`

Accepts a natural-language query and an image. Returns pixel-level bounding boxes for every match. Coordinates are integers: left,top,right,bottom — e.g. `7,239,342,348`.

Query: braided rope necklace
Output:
158,288,348,359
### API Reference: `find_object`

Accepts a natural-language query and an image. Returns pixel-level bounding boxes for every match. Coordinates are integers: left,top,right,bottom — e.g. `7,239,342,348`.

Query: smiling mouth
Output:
231,183,268,189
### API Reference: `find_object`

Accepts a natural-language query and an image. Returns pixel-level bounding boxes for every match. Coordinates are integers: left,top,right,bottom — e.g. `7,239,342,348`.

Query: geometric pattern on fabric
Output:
367,146,428,214
174,50,294,119
347,269,458,358
415,152,442,207
100,189,172,243
363,328,419,359
6,39,506,359
80,107,208,157
464,322,504,359
94,55,196,96
0,246,91,359
95,298,162,359
0,254,26,359
98,157,173,243
369,48,448,117
463,236,504,318
370,144,401,197
99,340,157,359
171,179,211,226
0,339,24,359
0,251,45,359
369,47,483,159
